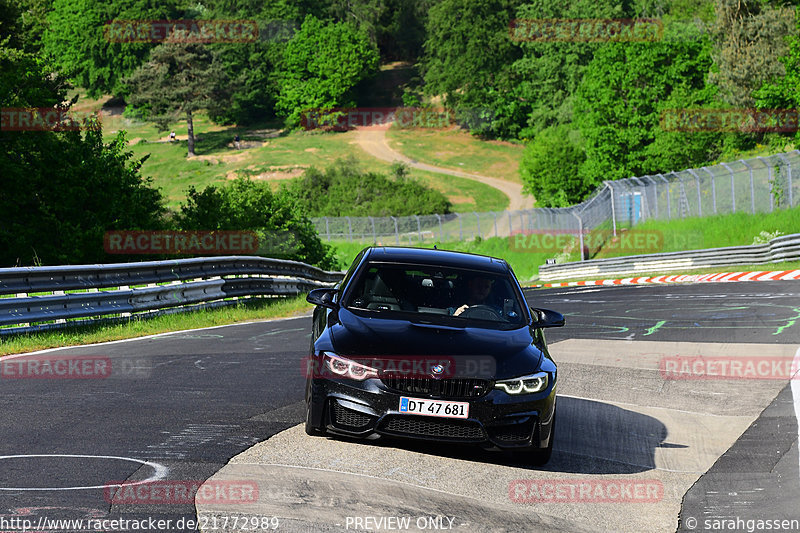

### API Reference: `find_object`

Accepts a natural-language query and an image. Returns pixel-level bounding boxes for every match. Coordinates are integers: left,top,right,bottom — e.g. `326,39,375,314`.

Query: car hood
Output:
329,308,543,379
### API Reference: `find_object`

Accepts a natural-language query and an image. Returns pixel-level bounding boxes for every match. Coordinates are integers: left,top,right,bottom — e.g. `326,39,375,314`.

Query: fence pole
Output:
757,157,774,212
414,215,422,242
738,160,755,214
604,182,617,236
572,210,585,261
507,211,513,235
345,216,353,242
658,174,671,219
702,167,717,214
720,162,735,213
777,153,793,207
457,213,463,241
474,212,482,239
435,214,443,241
687,169,702,217
368,216,376,243
493,212,498,237
390,216,399,245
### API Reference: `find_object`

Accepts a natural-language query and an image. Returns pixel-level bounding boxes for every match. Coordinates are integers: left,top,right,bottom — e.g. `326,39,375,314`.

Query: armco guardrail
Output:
537,233,800,281
0,256,343,334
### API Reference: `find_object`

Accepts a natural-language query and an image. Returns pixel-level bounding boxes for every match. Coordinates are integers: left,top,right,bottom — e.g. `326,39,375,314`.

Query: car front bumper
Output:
307,375,556,450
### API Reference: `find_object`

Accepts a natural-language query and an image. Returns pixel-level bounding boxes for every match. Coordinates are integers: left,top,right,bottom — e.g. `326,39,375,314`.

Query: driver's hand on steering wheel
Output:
453,304,470,316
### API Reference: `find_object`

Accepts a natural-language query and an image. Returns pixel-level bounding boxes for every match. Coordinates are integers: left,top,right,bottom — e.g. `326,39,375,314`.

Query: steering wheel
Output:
458,304,502,321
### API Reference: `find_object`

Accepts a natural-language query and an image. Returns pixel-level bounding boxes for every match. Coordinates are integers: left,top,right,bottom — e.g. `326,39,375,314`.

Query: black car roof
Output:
362,246,509,274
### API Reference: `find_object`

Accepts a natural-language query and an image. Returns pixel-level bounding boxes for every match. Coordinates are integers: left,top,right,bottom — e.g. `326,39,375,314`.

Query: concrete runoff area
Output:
196,340,799,532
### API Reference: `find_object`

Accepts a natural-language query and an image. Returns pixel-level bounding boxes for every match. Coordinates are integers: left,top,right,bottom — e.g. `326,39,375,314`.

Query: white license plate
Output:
398,397,469,419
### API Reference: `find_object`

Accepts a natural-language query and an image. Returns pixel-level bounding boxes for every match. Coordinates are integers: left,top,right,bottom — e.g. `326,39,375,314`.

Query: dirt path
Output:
353,125,534,211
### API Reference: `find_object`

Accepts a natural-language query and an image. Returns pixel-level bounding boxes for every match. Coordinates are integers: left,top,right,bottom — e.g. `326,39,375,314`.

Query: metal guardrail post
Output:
777,153,793,207
702,167,717,214
658,174,671,219
738,159,755,214
390,216,399,244
642,176,658,218
345,216,353,242
604,182,617,236
572,210,585,261
720,162,735,213
687,169,702,217
757,157,774,212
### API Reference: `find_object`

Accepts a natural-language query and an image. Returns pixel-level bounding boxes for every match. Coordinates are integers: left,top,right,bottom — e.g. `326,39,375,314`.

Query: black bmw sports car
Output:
304,246,564,464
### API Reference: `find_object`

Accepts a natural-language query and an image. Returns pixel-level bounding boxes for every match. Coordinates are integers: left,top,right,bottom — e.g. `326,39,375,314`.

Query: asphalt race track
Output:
1,282,798,532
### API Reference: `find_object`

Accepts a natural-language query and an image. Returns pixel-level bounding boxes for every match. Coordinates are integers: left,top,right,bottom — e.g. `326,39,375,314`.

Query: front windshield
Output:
344,262,527,328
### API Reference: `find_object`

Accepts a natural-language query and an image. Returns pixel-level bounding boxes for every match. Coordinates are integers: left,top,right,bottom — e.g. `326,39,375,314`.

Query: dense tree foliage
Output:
176,178,338,269
276,15,379,127
42,0,180,97
0,36,165,266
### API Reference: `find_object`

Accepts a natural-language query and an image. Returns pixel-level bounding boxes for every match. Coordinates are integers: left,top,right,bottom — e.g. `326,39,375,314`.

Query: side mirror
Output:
307,288,339,310
529,307,565,328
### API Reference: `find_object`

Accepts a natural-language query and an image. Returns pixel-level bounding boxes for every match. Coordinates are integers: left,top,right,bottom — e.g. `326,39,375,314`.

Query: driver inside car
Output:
450,275,499,316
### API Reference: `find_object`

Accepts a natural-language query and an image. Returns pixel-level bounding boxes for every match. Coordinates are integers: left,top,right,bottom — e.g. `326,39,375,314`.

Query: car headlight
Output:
323,353,379,381
495,371,549,394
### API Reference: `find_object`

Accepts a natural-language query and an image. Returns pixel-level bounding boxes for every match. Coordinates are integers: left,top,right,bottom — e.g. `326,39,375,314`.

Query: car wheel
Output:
304,396,326,437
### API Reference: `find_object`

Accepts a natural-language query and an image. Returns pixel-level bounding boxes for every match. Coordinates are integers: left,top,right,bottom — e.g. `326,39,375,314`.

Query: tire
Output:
304,394,326,437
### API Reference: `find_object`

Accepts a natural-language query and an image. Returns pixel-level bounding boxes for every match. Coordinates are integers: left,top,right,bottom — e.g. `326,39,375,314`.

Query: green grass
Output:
0,295,313,356
593,205,800,258
65,88,509,211
385,127,525,183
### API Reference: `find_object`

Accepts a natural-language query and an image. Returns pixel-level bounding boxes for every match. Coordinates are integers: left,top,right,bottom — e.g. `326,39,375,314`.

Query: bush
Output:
285,158,451,217
175,178,338,270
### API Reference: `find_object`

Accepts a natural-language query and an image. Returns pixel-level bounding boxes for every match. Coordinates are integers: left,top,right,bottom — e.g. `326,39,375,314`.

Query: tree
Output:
575,39,718,185
175,178,338,269
125,31,230,156
42,0,179,97
519,126,587,207
421,0,525,138
755,11,800,112
0,41,165,266
276,15,379,126
709,0,795,107
510,0,630,137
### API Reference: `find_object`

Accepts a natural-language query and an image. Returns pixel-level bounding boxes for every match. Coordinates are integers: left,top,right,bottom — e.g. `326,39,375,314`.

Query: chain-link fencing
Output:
311,150,800,248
